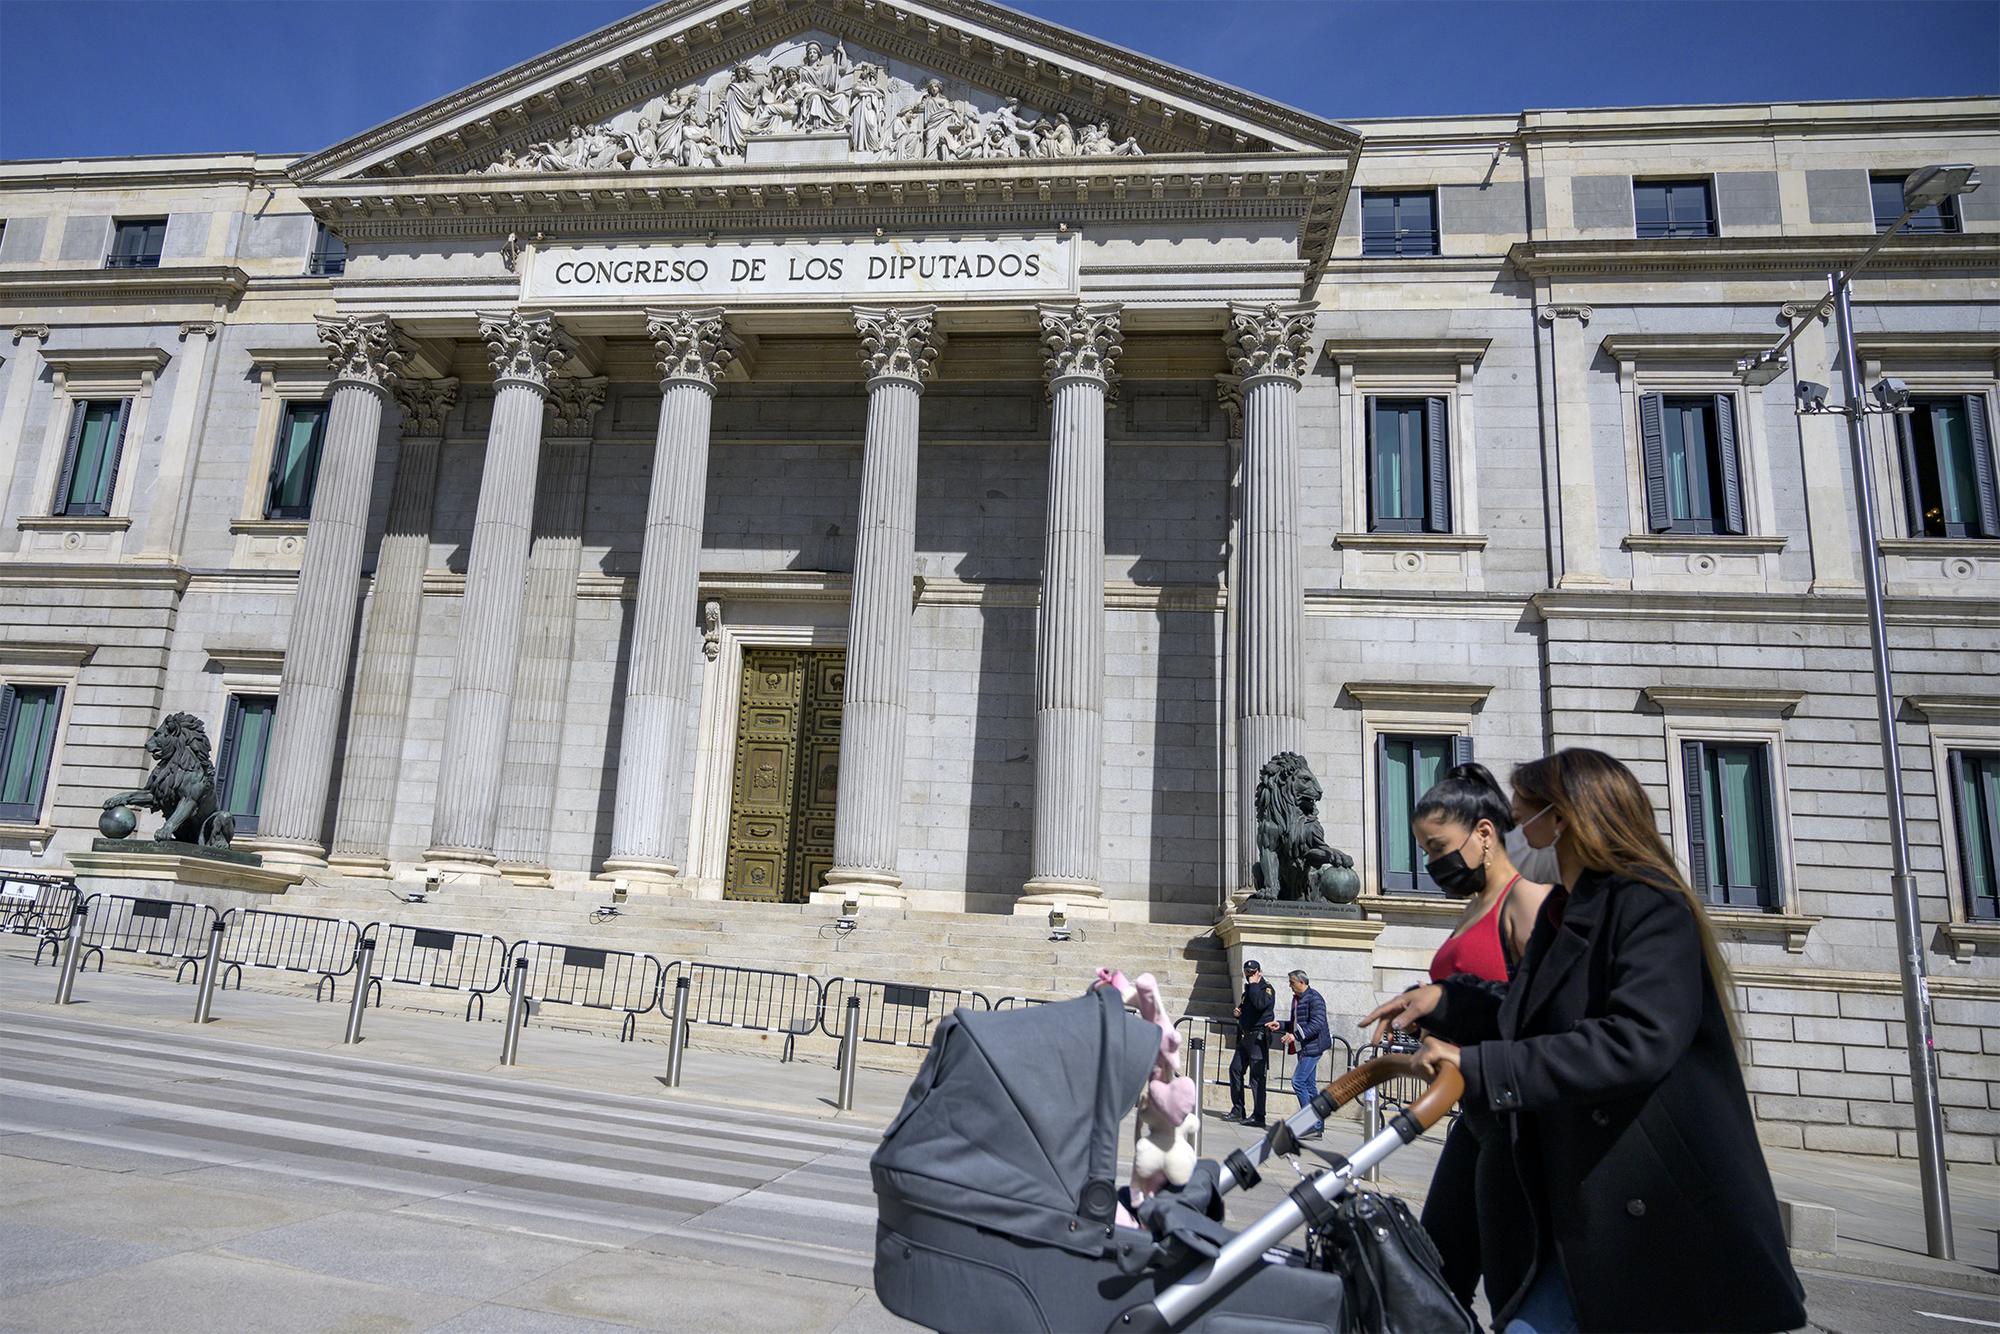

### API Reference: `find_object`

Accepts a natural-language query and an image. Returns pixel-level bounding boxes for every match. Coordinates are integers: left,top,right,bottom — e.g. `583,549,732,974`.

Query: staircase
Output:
271,875,1234,1067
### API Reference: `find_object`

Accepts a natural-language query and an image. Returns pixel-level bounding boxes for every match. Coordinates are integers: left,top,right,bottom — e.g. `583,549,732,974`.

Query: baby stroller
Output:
871,985,1462,1333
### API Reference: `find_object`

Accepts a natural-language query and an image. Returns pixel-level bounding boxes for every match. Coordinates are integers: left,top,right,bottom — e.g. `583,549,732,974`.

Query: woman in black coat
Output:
1365,748,1806,1334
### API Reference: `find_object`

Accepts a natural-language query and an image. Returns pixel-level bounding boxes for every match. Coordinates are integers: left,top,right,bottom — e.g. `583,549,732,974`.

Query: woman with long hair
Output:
1363,748,1804,1333
1377,762,1551,1309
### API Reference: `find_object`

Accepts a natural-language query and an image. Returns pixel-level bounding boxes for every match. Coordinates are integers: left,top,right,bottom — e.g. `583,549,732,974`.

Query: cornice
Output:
204,647,286,674
0,641,98,669
0,265,249,308
1851,331,2000,363
0,561,190,592
289,0,1358,182
39,348,174,376
1598,332,1773,362
1532,588,2000,628
1641,685,1804,718
1321,337,1491,366
1907,695,2000,723
1507,235,2000,280
1342,681,1494,711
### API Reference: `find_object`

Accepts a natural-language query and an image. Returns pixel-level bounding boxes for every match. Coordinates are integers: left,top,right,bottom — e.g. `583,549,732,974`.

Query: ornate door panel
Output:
723,648,843,903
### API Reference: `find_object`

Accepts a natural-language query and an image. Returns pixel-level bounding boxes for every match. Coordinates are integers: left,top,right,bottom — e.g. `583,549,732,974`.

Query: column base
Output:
420,847,508,888
325,853,393,880
1014,879,1111,920
238,837,329,873
496,862,554,889
593,857,691,897
814,867,905,906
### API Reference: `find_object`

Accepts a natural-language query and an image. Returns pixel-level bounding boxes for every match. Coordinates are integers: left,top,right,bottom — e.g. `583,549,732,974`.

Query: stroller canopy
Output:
872,985,1163,1258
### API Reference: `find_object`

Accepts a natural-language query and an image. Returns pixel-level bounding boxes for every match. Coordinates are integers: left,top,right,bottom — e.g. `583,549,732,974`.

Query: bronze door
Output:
723,648,844,903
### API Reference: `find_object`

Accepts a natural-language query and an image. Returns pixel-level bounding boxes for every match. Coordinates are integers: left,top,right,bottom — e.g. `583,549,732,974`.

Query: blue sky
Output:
2,0,1994,160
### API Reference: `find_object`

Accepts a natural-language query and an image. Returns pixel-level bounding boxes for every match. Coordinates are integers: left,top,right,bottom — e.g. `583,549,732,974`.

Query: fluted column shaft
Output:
257,316,407,866
1022,302,1122,910
828,306,941,901
329,377,457,871
427,311,575,868
1226,303,1315,884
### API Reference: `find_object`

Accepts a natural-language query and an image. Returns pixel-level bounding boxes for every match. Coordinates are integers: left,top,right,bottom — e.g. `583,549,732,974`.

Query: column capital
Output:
11,324,51,345
544,375,608,438
392,376,459,438
178,320,219,341
317,314,410,391
853,305,942,386
1215,373,1244,439
646,307,738,389
1224,301,1317,384
478,309,575,390
1038,301,1123,398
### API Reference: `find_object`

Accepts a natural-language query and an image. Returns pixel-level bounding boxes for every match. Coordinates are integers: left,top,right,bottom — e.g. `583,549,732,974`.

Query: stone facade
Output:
0,0,1995,1162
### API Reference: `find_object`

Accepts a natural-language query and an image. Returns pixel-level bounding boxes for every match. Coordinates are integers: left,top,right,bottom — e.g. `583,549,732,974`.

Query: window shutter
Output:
1451,734,1475,768
1963,395,1998,539
104,399,132,506
214,696,242,813
1639,393,1671,532
1681,739,1712,900
54,402,89,515
1895,413,1926,537
1946,750,1975,917
1714,394,1745,535
1424,396,1451,533
1374,734,1394,891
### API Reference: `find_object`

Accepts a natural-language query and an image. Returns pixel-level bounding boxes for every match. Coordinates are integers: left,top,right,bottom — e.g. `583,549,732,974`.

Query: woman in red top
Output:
1385,763,1551,1311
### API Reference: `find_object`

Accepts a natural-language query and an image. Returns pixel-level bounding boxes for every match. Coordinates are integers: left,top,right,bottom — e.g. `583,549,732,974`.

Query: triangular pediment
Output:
291,0,1356,183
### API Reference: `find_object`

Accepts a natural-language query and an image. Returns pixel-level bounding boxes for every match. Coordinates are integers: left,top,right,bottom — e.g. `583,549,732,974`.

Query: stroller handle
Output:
1322,1052,1463,1134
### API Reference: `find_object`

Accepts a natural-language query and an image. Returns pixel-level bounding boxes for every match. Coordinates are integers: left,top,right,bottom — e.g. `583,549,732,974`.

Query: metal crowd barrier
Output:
363,923,512,1019
508,939,664,1042
216,908,364,999
68,893,218,975
3,872,80,963
661,961,822,1061
970,991,1055,1012
1175,1016,1356,1110
819,976,974,1050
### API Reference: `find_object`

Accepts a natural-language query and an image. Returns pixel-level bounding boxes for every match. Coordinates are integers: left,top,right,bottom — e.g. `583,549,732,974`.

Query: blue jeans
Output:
1291,1052,1322,1130
1504,1259,1578,1334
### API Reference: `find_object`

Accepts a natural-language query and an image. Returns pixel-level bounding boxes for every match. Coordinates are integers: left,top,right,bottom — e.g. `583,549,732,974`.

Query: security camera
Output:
1794,380,1830,413
1871,377,1910,412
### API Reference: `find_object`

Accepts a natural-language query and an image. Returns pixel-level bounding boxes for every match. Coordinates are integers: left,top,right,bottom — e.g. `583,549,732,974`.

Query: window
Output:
54,398,131,518
265,401,329,520
0,685,62,824
1897,396,1998,539
106,218,166,269
1360,190,1439,257
1377,733,1473,893
1950,750,2000,921
308,223,347,277
215,694,277,835
1368,397,1451,533
1872,173,1961,235
1682,739,1779,910
1640,393,1743,535
1634,180,1716,239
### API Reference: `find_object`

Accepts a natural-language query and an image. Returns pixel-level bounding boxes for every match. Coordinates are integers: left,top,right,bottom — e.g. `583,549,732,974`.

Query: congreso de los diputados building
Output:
0,0,1995,1163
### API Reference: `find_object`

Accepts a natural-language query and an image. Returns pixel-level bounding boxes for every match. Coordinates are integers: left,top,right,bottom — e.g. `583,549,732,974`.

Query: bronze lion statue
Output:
101,712,235,847
1251,752,1358,904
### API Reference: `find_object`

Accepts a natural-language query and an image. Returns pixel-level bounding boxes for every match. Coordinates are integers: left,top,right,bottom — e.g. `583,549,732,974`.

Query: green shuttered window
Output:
265,401,330,520
55,398,131,518
1640,393,1744,535
1682,739,1780,911
1368,397,1451,534
1950,750,1999,922
1897,396,1998,539
215,694,277,835
1378,733,1472,894
0,685,63,824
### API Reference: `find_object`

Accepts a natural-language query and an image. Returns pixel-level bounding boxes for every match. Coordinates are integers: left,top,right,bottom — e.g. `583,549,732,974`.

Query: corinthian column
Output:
495,375,606,883
601,308,738,891
255,315,408,869
329,376,457,875
1018,302,1122,918
425,311,576,873
824,306,942,904
1226,301,1316,885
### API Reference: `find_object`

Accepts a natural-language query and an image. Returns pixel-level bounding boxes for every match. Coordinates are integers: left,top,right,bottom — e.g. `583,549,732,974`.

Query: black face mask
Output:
1425,833,1488,898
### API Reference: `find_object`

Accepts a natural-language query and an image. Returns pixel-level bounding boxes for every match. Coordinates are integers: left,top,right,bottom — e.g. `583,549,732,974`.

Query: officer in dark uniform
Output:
1223,959,1279,1126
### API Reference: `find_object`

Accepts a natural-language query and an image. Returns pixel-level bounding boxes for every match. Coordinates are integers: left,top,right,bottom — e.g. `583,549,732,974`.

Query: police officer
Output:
1222,959,1279,1126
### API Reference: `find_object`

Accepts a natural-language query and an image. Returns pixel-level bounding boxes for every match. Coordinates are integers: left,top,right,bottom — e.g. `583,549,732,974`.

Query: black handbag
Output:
1310,1187,1478,1334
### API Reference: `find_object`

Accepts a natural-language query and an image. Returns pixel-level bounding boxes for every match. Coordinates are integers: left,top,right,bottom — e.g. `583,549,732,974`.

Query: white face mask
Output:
1519,802,1562,850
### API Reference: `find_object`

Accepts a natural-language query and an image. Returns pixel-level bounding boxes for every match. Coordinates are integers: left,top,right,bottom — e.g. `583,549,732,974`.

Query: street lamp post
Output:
1739,164,1980,1263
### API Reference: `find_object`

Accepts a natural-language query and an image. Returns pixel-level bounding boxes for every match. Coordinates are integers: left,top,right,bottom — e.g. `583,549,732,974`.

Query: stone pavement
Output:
1,945,1996,1333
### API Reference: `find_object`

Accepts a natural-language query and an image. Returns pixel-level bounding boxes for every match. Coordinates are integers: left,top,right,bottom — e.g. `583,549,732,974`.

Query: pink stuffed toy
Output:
1095,968,1200,1227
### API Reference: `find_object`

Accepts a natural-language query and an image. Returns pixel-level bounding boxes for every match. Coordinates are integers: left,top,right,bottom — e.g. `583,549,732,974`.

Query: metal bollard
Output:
54,902,88,1005
192,918,225,1024
835,994,861,1111
664,975,690,1088
343,937,376,1044
1362,1086,1382,1182
499,956,529,1065
1187,1035,1206,1158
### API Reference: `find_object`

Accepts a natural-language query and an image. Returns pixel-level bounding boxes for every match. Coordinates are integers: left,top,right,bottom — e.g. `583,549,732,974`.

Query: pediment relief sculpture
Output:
472,36,1142,175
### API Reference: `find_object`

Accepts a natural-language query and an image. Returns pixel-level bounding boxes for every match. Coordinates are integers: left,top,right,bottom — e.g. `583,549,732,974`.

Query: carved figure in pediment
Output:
680,106,722,167
1078,121,1142,157
795,40,851,132
717,61,770,157
1034,112,1077,158
757,64,804,135
482,147,524,175
640,85,700,167
912,79,964,161
993,98,1040,156
847,62,889,152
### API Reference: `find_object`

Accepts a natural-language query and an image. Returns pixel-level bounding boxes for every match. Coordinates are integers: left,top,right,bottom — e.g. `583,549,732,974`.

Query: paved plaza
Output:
1,946,1996,1332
